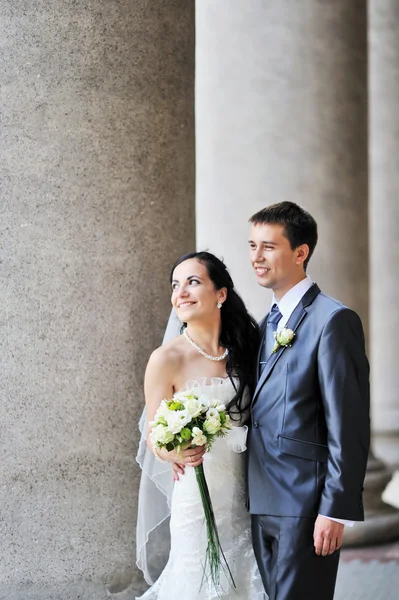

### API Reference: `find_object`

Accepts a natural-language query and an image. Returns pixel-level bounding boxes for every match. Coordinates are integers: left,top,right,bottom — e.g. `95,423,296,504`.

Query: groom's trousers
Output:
251,515,340,600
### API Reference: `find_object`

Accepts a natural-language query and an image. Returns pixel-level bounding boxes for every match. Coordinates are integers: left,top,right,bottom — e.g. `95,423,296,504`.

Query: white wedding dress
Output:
136,377,265,600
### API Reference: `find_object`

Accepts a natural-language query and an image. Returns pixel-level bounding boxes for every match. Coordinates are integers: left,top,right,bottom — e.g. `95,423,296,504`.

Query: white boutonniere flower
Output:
271,327,295,354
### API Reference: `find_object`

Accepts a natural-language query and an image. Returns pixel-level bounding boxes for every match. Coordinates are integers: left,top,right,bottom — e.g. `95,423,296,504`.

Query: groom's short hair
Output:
249,202,318,269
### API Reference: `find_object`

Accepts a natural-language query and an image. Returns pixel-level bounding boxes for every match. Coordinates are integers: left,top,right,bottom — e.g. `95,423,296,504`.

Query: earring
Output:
217,302,222,309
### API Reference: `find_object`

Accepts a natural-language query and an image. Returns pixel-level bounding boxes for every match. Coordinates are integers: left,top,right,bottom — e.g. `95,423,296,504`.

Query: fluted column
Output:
196,0,399,544
0,1,194,598
369,1,399,507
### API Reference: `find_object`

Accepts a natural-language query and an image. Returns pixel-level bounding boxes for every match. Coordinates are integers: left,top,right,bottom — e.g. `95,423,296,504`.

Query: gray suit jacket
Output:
247,284,370,520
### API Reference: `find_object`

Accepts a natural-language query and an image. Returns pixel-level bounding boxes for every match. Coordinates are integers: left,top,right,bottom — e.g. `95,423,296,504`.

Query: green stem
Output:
195,464,236,592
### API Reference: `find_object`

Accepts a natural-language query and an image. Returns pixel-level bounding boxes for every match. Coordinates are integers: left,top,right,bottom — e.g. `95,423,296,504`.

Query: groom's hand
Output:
313,516,344,556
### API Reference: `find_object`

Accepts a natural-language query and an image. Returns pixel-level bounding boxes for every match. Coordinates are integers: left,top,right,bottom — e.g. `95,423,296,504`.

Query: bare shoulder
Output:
145,336,185,380
144,337,187,412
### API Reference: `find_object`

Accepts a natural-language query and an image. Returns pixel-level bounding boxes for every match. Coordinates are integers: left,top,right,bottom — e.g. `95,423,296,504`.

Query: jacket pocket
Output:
278,434,329,463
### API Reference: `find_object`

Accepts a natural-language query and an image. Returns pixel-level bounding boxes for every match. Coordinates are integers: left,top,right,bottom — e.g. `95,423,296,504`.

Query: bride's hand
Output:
160,444,206,469
172,461,185,481
180,444,206,467
170,442,206,481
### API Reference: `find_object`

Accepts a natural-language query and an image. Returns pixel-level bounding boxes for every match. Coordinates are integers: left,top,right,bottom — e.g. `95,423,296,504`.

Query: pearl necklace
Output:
183,329,229,362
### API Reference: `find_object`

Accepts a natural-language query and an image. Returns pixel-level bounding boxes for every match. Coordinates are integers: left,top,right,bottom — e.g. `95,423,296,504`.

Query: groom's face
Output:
249,223,301,296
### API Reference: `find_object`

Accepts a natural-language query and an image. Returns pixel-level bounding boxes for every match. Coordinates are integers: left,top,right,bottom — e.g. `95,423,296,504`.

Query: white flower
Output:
209,399,226,412
221,414,232,433
150,424,174,445
198,394,210,412
191,426,207,446
154,400,171,420
272,327,296,354
204,417,221,435
185,398,203,419
206,408,220,420
173,390,197,401
276,328,295,345
166,409,191,434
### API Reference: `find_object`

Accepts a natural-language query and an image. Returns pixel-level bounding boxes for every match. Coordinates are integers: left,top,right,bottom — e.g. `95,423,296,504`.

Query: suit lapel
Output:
252,283,321,405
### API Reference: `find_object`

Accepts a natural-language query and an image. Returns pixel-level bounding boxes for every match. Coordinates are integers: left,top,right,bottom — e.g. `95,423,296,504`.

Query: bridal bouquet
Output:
150,390,235,591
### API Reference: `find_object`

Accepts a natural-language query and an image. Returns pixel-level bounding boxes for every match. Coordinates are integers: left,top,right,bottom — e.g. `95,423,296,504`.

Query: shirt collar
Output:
271,275,313,326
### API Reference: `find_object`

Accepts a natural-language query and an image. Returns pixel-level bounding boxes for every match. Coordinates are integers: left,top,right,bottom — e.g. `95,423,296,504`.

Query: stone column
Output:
369,0,399,507
196,0,399,543
0,2,194,598
196,1,369,325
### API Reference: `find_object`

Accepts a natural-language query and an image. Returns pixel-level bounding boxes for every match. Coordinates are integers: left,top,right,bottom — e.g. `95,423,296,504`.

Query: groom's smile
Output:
254,266,271,278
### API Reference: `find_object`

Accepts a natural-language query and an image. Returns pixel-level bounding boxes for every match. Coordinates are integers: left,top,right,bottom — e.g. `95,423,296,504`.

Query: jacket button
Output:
253,421,259,428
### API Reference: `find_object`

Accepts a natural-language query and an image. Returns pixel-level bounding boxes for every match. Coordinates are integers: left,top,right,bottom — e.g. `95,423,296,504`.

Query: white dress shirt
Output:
271,276,354,527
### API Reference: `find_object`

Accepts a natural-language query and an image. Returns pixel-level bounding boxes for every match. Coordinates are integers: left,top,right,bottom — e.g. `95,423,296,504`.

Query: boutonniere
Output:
271,328,295,354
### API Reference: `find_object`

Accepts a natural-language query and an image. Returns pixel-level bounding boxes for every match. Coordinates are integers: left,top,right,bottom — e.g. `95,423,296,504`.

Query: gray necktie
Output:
259,304,283,374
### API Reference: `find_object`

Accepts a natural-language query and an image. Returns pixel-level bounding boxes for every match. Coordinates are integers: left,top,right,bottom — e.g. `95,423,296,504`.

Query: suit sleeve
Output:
317,308,370,520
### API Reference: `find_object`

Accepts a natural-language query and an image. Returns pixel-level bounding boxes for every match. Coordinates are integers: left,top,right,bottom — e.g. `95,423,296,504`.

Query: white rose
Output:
191,426,207,447
221,414,232,432
204,417,221,435
185,398,203,419
276,328,295,346
150,424,174,445
166,409,191,434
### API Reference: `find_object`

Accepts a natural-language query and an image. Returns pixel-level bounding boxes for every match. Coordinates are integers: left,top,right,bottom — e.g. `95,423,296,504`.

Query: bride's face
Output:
171,258,226,323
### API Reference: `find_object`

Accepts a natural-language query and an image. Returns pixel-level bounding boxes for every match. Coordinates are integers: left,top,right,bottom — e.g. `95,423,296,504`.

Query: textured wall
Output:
369,0,399,466
0,1,194,597
196,0,368,330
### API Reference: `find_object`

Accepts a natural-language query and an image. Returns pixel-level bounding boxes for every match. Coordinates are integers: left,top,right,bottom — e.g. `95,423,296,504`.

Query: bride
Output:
136,251,266,599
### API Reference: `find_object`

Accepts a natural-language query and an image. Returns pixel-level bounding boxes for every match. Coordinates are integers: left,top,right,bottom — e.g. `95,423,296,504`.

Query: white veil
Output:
135,309,182,584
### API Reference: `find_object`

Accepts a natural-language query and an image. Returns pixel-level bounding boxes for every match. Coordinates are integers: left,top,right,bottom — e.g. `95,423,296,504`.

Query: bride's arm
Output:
144,346,175,429
144,347,205,467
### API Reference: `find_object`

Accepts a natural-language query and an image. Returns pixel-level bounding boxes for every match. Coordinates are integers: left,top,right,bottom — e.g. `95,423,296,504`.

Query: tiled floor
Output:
341,540,399,563
335,541,399,600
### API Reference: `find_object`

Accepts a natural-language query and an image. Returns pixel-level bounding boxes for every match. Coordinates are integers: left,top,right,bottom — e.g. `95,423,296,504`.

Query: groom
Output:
247,202,370,600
